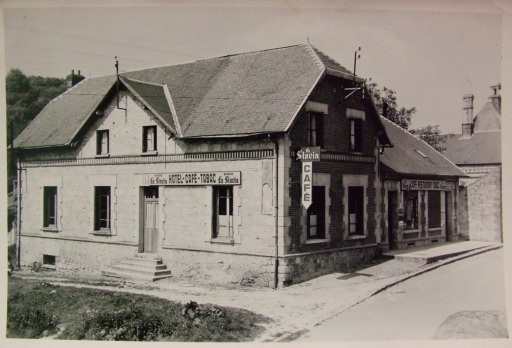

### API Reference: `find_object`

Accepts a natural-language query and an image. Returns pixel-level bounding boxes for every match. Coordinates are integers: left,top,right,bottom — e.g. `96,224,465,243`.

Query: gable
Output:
13,75,117,149
77,90,177,158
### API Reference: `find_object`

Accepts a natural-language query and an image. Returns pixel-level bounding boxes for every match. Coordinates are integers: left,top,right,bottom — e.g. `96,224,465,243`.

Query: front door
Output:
143,187,159,253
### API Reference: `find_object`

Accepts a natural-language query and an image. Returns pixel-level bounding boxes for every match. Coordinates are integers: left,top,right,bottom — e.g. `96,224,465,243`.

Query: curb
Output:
275,244,503,342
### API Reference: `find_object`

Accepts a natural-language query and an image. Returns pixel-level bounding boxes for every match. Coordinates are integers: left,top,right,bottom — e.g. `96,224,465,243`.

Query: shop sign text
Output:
401,179,447,191
302,162,313,209
143,172,241,186
297,146,321,162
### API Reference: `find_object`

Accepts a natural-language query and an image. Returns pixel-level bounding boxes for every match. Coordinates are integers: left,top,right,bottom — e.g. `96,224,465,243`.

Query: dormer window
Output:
96,130,109,156
347,108,365,152
143,126,157,153
308,112,324,148
349,119,363,152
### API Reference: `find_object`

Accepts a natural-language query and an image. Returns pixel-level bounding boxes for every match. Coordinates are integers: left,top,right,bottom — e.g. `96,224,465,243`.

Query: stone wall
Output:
278,245,379,286
467,166,502,242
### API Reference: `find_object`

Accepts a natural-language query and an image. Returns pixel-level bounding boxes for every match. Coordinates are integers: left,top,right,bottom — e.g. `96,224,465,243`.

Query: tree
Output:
6,69,67,145
410,125,454,153
6,69,68,192
367,82,450,153
367,82,416,130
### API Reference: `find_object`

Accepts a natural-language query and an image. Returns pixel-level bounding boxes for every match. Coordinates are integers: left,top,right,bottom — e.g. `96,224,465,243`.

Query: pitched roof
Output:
380,117,466,177
442,131,501,165
13,75,117,148
121,44,326,138
14,44,384,148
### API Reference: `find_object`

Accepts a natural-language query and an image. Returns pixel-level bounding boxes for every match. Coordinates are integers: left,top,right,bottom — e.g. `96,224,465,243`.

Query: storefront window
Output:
428,190,441,228
404,190,418,230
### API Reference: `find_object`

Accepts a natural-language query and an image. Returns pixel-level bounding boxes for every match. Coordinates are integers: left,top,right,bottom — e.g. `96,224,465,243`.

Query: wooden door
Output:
144,187,159,253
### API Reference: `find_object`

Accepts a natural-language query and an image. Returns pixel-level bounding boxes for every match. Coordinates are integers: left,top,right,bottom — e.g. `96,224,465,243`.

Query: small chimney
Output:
461,94,474,139
66,69,85,88
489,83,501,112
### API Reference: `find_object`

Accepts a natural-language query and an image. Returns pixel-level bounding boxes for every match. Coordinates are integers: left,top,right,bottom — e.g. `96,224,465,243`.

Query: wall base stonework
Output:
278,245,379,286
160,248,275,287
20,235,137,277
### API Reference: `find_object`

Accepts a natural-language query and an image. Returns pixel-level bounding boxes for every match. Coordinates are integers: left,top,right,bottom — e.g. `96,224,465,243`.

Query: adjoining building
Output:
379,117,467,250
13,44,463,287
443,84,502,242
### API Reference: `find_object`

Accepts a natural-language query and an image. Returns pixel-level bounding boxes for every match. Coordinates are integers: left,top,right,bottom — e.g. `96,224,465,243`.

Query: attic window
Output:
415,149,428,158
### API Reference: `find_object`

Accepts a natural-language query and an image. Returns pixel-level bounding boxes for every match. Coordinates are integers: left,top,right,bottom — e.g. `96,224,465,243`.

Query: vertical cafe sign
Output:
297,146,320,209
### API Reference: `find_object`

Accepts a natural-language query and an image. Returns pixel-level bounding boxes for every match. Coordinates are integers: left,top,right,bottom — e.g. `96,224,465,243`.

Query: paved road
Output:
298,248,508,341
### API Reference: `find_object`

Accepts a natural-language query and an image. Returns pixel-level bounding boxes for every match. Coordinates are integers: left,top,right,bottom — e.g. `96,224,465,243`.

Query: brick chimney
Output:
489,83,501,112
66,69,85,88
461,94,474,139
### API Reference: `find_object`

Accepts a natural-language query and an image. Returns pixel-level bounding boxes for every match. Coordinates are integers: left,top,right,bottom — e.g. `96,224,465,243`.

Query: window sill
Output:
42,265,56,270
404,229,420,234
95,153,110,158
347,235,366,240
141,151,158,156
305,238,328,244
41,227,58,233
90,230,112,236
208,238,234,245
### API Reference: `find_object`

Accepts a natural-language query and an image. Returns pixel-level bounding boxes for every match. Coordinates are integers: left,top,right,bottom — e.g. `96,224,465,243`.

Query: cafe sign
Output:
401,179,447,191
297,147,320,209
143,171,241,186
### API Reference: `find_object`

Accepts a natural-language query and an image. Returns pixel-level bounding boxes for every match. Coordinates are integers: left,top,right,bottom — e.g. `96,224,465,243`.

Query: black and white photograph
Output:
2,0,511,346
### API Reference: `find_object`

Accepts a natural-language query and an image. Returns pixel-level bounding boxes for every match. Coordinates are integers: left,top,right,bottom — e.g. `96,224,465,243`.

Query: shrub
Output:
7,302,59,338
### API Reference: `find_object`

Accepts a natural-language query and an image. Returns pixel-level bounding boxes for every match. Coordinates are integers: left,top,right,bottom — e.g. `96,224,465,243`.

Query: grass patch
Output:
7,277,270,341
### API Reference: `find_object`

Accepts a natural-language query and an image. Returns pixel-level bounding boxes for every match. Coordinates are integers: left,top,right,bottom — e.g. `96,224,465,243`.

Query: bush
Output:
7,302,59,338
63,307,175,341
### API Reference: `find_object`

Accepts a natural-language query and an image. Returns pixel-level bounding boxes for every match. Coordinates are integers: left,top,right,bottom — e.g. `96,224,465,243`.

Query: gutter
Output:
269,134,279,289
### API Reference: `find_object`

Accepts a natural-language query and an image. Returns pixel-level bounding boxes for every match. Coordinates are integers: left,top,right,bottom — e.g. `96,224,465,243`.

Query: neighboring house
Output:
443,84,502,242
379,117,466,250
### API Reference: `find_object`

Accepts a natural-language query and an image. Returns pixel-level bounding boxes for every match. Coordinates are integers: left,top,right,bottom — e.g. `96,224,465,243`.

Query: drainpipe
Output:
16,157,22,268
269,134,279,289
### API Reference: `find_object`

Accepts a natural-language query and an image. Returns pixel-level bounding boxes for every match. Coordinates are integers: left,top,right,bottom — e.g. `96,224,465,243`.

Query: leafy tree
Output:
410,125,454,153
367,82,416,130
6,69,68,192
367,82,450,153
6,69,67,145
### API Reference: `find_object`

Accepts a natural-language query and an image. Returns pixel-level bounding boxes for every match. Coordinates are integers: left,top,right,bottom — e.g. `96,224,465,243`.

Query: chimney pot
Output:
71,69,74,75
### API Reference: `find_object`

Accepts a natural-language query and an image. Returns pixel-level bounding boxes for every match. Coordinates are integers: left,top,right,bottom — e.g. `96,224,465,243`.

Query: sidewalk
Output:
13,241,502,342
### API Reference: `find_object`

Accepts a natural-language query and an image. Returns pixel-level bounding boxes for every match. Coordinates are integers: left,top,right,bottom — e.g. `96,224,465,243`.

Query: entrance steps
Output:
101,253,172,282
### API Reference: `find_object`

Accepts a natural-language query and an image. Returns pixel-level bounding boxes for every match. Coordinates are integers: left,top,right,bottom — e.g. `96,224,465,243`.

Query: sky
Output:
0,1,507,134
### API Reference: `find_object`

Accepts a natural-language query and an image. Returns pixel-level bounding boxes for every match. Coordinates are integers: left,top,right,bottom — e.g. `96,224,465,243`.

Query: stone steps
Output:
101,253,172,282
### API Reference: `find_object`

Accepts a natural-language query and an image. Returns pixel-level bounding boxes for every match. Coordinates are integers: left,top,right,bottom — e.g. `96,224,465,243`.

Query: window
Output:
212,186,233,239
43,255,56,266
308,112,324,148
348,186,364,235
428,191,441,228
143,126,157,153
307,186,326,239
43,187,57,228
94,186,111,231
349,119,363,152
96,130,109,155
404,190,419,230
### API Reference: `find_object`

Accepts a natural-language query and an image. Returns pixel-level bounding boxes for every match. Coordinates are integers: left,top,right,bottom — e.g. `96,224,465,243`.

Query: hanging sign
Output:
302,162,313,209
143,172,241,186
401,179,447,191
297,146,320,209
